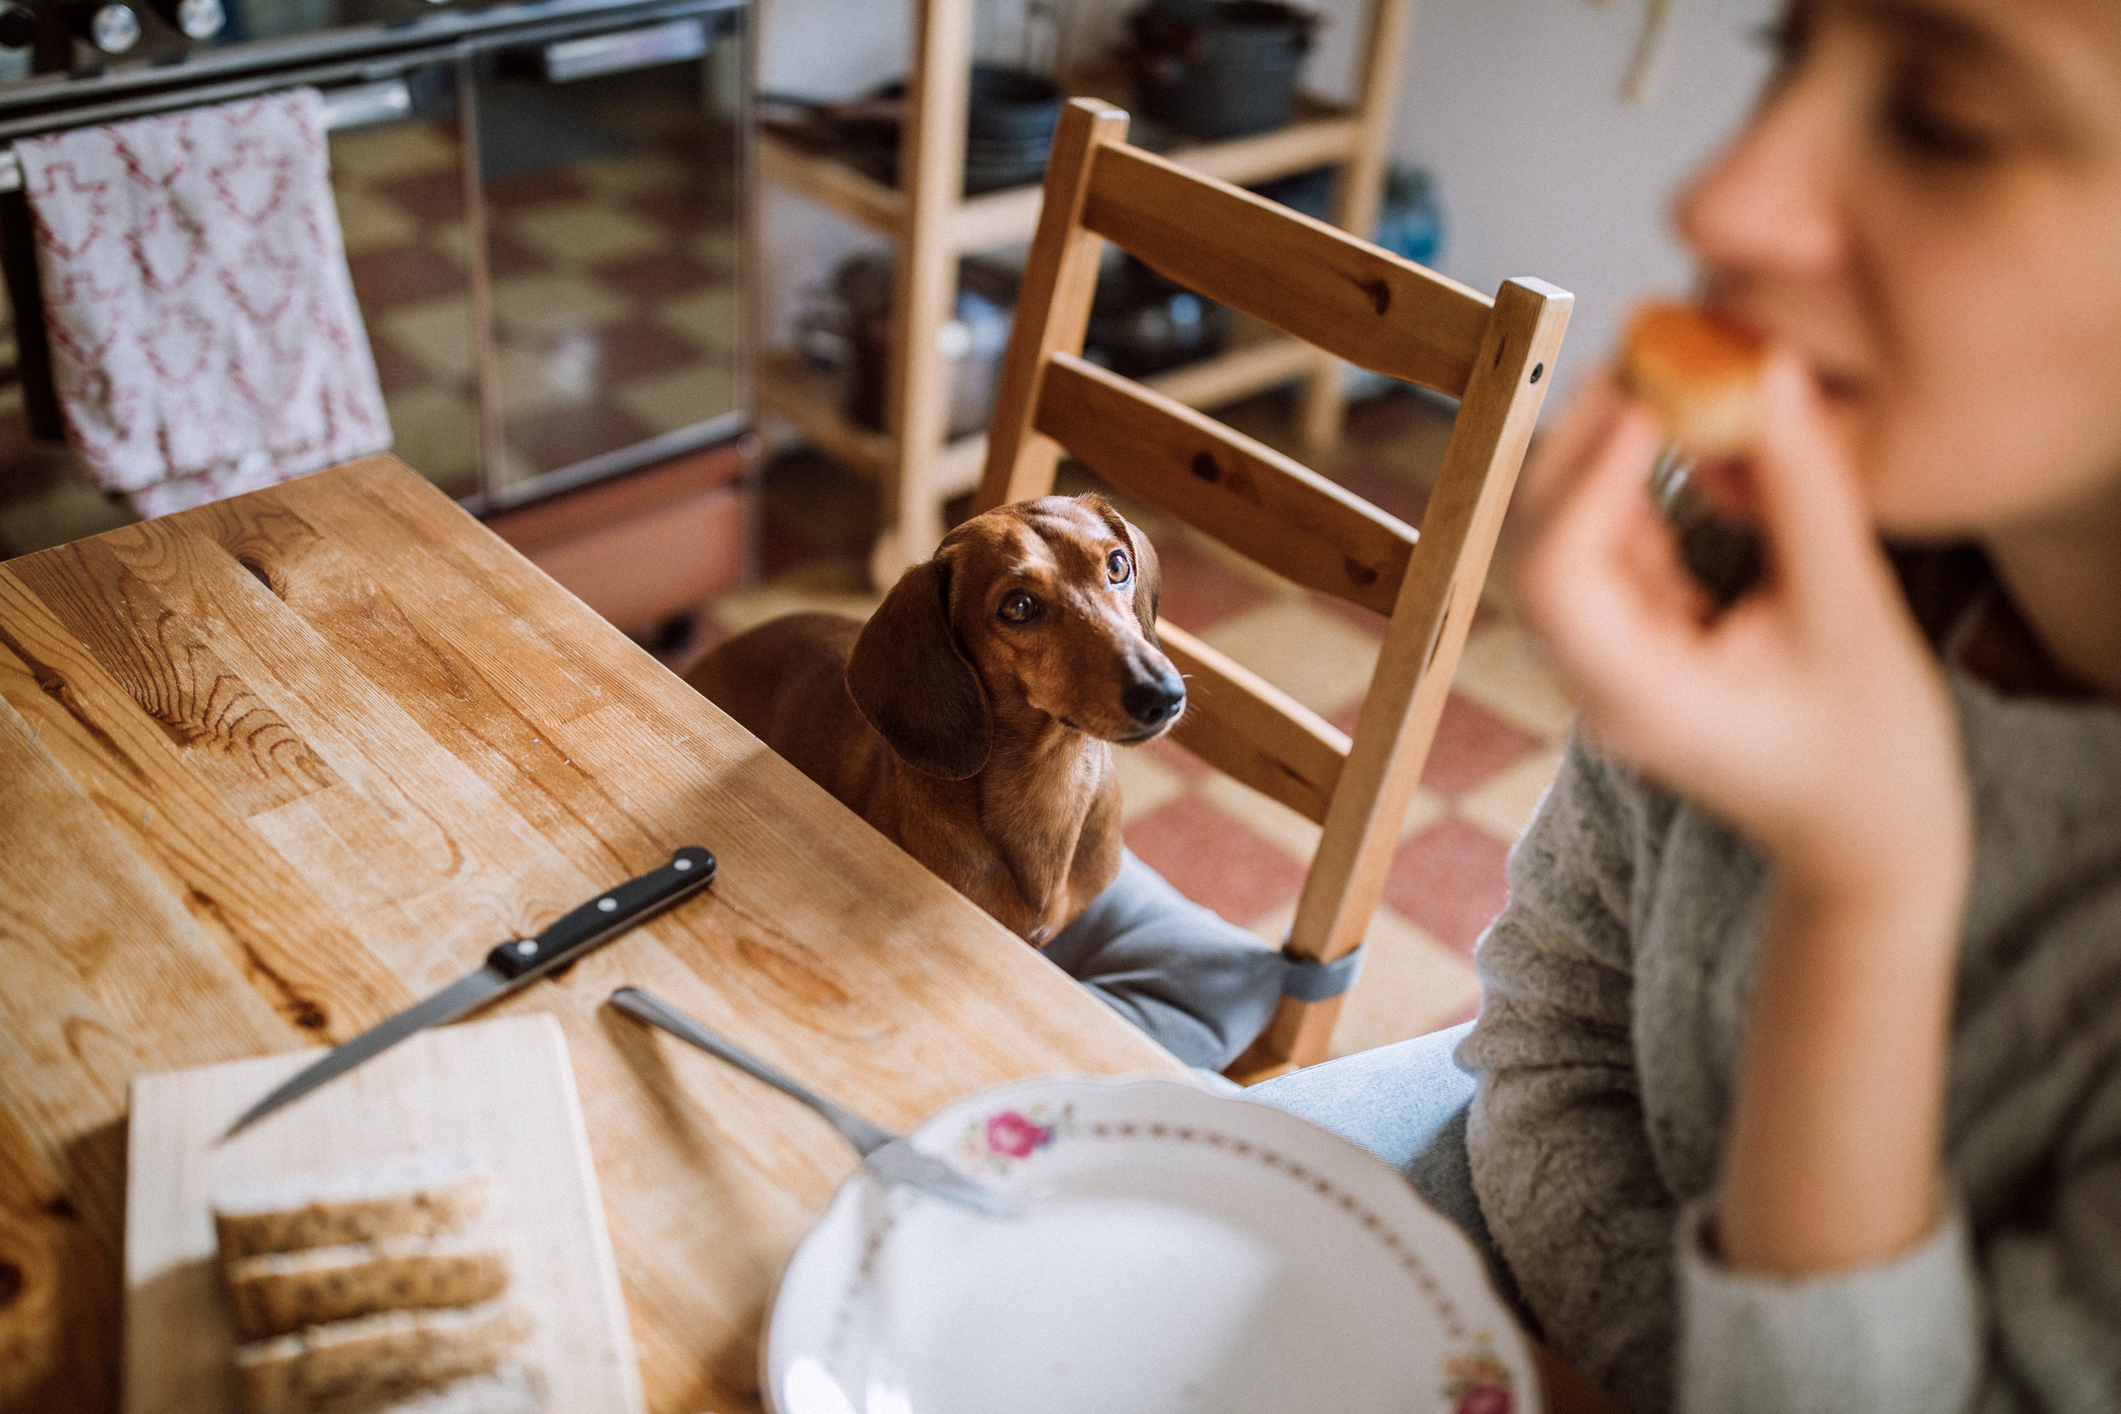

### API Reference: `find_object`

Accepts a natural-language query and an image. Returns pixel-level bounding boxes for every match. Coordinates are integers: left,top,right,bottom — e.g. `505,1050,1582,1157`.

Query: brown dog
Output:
685,494,1185,944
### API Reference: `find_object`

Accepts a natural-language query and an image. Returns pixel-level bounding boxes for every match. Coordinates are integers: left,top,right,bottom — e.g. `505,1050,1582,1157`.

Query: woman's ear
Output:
845,557,991,779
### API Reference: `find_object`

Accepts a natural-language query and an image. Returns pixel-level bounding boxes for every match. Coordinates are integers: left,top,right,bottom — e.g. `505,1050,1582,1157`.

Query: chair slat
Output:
1083,143,1494,399
1038,353,1417,617
1157,622,1349,825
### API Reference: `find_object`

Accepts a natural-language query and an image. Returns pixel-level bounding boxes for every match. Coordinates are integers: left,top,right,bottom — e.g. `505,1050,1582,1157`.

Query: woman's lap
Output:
1247,1021,1518,1306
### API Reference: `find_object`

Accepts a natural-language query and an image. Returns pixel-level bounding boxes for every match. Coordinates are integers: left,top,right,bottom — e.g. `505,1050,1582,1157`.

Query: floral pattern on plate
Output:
960,1102,1075,1175
1443,1344,1516,1414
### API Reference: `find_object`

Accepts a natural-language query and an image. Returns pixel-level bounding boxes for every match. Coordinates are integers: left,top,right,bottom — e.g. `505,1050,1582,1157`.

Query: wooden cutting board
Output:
124,1012,644,1414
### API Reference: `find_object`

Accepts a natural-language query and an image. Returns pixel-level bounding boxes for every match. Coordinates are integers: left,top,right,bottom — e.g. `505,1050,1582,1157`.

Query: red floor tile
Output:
1151,534,1273,632
347,242,465,311
624,188,720,238
372,171,465,226
1380,817,1512,957
1124,799,1307,927
592,250,722,299
1340,388,1450,447
1418,693,1541,797
365,331,436,398
484,169,592,209
1140,734,1212,780
1332,456,1432,527
585,320,709,381
485,228,553,279
505,402,657,474
759,517,828,577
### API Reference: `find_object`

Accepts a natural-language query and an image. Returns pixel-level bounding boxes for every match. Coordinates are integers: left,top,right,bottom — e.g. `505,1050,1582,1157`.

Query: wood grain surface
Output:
126,1014,638,1414
0,456,1179,1414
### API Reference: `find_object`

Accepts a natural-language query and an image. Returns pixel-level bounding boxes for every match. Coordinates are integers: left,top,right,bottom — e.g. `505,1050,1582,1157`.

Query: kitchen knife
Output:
224,847,715,1139
608,985,1026,1220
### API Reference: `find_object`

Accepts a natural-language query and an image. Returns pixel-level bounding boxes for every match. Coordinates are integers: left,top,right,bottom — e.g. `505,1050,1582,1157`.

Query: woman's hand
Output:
1511,351,1969,909
1512,350,1975,1273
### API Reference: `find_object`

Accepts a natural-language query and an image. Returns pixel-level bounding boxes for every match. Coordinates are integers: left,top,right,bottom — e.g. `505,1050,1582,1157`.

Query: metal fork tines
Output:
607,986,1024,1220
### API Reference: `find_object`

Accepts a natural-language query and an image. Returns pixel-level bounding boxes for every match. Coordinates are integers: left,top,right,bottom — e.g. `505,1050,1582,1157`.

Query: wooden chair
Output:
976,98,1573,1082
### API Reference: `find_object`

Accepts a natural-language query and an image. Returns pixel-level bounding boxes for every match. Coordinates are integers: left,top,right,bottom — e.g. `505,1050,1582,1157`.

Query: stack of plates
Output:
765,1076,1536,1414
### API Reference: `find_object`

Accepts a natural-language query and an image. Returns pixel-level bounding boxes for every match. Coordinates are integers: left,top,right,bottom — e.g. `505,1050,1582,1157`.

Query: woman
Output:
1258,2,2121,1409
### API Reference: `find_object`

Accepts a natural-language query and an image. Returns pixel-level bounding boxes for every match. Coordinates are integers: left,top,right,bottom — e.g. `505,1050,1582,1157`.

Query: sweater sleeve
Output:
1681,1058,2121,1414
1674,1196,1981,1414
1456,731,1684,1414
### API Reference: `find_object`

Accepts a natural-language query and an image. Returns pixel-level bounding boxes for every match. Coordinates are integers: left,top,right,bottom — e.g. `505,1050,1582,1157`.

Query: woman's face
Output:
1676,0,2121,540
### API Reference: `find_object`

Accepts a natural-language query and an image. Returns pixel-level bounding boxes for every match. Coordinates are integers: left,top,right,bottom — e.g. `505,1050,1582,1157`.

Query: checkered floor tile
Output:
706,388,1576,1060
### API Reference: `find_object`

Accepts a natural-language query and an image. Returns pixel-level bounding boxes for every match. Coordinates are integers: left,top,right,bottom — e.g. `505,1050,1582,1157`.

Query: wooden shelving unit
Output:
756,0,1414,583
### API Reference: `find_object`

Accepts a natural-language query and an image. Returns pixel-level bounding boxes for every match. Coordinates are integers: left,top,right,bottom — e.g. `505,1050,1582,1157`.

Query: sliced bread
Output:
224,1235,512,1341
214,1152,489,1260
233,1298,529,1414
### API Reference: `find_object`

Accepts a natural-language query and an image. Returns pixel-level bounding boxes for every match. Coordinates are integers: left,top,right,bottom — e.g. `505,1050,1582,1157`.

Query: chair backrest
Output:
977,98,1572,1081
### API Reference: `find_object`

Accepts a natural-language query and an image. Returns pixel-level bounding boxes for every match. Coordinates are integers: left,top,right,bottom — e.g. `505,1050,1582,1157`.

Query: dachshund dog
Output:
685,494,1185,944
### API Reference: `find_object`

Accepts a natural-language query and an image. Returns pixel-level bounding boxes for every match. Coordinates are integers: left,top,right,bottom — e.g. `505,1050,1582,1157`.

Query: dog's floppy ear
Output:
846,556,991,780
1086,495,1163,648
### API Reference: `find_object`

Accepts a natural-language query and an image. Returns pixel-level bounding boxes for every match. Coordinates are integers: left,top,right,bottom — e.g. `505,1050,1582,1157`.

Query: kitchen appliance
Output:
0,0,752,620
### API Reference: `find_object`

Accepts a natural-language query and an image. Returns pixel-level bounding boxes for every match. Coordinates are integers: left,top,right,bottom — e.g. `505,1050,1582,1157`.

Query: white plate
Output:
764,1075,1536,1414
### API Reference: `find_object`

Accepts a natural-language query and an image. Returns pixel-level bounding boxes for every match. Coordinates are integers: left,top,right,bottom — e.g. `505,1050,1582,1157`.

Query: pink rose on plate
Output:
984,1110,1053,1159
1453,1386,1512,1414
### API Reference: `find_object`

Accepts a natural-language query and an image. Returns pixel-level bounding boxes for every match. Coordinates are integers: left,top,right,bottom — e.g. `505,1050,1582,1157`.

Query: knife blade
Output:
224,847,715,1139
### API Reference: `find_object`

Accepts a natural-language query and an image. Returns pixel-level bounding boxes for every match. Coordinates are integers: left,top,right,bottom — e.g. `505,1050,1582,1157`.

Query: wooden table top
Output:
0,454,1616,1414
0,456,1180,1413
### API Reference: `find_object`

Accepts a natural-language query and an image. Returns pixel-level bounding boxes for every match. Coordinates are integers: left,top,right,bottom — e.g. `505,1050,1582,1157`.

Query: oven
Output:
0,0,752,631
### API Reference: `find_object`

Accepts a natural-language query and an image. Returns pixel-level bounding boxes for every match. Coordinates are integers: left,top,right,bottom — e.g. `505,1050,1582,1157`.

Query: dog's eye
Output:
998,590,1042,624
1106,549,1131,584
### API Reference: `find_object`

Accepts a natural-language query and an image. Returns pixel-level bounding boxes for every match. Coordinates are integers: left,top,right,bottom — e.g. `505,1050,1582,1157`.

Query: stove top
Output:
0,0,730,116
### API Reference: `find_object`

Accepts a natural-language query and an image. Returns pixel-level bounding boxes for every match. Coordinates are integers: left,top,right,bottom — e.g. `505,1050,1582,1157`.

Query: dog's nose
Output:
1122,667,1186,728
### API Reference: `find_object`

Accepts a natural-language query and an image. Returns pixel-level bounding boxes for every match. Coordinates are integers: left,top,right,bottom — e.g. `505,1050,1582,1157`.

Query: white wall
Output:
752,0,1780,395
1390,0,1778,389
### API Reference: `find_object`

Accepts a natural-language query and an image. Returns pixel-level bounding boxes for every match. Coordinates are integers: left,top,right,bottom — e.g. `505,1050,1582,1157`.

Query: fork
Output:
607,986,1025,1220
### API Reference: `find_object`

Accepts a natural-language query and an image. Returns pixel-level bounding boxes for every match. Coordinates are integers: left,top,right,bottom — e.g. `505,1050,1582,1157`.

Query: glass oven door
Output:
469,6,744,509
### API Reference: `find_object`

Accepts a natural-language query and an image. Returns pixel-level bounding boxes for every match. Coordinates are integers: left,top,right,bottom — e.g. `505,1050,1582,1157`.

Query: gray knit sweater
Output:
1458,667,2121,1414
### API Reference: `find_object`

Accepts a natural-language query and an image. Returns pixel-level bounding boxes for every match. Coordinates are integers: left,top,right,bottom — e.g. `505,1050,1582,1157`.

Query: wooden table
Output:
0,455,1614,1414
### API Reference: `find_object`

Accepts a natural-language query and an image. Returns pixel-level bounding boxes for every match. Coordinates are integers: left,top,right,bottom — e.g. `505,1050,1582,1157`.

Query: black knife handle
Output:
486,847,715,981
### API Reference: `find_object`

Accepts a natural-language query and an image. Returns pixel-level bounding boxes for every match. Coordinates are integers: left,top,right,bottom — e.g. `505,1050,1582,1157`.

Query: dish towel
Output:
16,88,391,519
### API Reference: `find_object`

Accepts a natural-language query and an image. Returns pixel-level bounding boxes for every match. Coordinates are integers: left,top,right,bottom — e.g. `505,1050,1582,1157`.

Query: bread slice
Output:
233,1299,529,1414
224,1234,512,1341
1621,301,1766,458
214,1153,489,1260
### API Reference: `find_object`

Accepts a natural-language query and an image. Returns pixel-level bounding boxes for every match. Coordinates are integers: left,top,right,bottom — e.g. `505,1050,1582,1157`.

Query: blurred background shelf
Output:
756,314,1321,515
754,0,1412,586
758,92,1364,253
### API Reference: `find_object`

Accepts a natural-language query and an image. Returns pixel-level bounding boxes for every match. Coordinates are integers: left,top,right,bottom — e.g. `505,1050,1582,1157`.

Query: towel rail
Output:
0,78,412,196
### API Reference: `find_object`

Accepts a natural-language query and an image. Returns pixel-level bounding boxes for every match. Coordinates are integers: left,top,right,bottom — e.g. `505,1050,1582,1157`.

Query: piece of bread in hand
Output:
1621,302,1767,458
223,1234,513,1341
213,1153,489,1260
232,1298,530,1414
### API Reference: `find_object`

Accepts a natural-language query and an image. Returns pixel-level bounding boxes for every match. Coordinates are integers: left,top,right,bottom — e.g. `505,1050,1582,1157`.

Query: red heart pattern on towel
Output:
17,87,391,513
27,162,111,263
